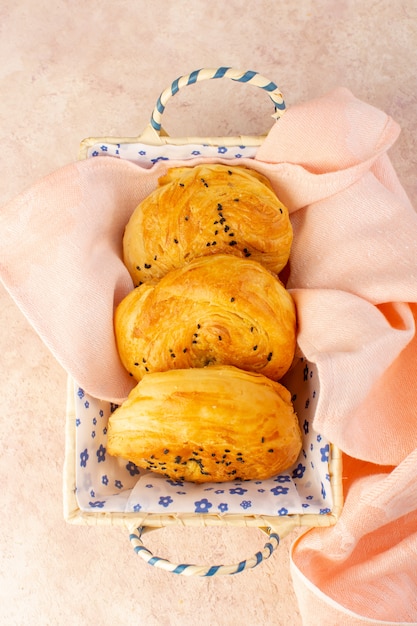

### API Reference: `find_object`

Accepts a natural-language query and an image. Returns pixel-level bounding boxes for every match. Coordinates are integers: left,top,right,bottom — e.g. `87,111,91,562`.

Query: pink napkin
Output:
1,87,417,623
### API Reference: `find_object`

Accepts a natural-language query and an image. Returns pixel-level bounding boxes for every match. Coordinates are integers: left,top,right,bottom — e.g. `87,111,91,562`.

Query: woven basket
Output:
64,67,344,576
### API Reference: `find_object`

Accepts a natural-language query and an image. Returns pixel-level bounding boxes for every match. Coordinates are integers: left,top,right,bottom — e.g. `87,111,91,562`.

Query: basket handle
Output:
129,524,280,576
149,67,286,133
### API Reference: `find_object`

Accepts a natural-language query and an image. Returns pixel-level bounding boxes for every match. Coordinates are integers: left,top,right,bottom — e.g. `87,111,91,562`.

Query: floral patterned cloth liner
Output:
86,141,258,168
74,357,334,517
73,141,334,517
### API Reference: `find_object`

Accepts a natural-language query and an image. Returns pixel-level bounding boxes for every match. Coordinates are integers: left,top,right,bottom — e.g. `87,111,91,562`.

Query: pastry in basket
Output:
107,365,302,483
123,163,293,286
114,254,296,383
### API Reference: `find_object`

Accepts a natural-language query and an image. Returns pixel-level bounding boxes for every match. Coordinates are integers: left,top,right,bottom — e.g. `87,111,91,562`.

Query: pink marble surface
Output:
0,1,416,625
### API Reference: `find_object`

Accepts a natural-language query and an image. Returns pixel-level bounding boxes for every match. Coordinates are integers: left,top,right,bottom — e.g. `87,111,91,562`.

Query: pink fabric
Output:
1,87,417,623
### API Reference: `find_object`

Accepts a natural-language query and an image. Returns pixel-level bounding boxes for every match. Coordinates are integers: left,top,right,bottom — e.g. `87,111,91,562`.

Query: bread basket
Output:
64,67,344,575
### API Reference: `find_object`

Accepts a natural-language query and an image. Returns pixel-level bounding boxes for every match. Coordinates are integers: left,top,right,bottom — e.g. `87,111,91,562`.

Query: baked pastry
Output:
122,163,293,286
114,254,296,383
107,365,302,483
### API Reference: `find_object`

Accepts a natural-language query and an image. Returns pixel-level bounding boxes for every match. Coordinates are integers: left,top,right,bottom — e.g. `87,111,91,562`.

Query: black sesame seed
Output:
268,449,274,453
212,241,217,245
214,230,218,235
211,453,216,457
228,170,233,175
197,324,201,329
170,353,176,358
136,265,141,270
217,203,223,210
145,366,149,372
230,297,235,302
250,326,254,332
219,217,226,225
253,345,258,351
185,216,189,221
267,352,273,361
174,456,182,464
134,362,139,366
142,358,147,363
261,437,265,443
224,225,230,232
229,240,237,246
206,242,211,247
144,263,152,269
154,255,158,261
183,348,187,353
224,449,230,452
129,372,133,377
228,232,235,237
163,449,169,454
218,336,222,341
279,207,283,214
192,340,197,344
179,183,185,187
233,198,240,202
237,452,243,456
174,238,179,244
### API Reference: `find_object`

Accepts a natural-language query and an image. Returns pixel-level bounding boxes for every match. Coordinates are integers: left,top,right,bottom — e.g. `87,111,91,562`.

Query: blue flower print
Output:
91,151,99,157
270,486,289,496
159,496,173,508
320,508,331,515
257,489,265,493
274,475,291,484
90,490,95,498
191,150,201,155
278,507,289,516
99,410,104,417
84,400,90,409
91,431,96,439
126,461,140,476
218,503,228,513
326,473,330,482
303,420,309,434
320,444,330,463
214,489,224,494
89,501,105,508
76,418,81,427
151,156,169,163
115,480,123,490
321,482,326,499
176,491,186,495
167,479,184,487
100,145,108,151
217,146,228,154
306,495,313,500
77,388,85,399
194,498,213,513
103,427,107,435
80,448,89,468
96,444,106,463
138,150,147,156
302,503,310,508
292,463,306,479
240,500,252,510
234,154,242,158
133,503,142,512
229,487,247,496
102,475,108,486
146,484,153,488
317,434,322,443
93,418,97,425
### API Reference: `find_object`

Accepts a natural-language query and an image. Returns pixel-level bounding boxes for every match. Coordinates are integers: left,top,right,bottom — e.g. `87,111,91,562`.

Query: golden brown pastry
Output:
123,164,293,286
107,365,302,483
114,254,296,383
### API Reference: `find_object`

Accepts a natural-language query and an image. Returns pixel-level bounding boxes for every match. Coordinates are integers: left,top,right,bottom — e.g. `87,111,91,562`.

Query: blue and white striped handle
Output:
150,67,286,132
129,525,280,576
